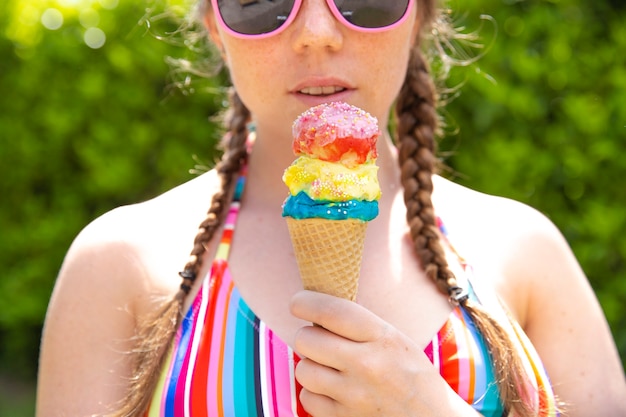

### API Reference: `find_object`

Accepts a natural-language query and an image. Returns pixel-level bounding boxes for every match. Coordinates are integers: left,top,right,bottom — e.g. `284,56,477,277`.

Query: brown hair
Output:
111,1,541,416
396,46,535,417
109,91,250,417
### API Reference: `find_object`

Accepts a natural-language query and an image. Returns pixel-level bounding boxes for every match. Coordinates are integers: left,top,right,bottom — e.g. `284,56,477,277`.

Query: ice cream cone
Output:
286,217,367,301
283,102,381,302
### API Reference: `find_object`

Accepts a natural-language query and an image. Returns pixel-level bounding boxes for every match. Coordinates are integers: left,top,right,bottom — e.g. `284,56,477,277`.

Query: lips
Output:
299,86,346,96
291,78,354,106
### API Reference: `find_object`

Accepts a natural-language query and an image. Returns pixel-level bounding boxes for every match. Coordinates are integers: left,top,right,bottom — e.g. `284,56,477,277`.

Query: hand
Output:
289,290,477,417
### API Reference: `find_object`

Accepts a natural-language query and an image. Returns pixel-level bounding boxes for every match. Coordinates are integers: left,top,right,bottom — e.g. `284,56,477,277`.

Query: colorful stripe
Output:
510,316,559,414
146,173,559,416
425,303,503,416
436,219,559,416
146,260,304,416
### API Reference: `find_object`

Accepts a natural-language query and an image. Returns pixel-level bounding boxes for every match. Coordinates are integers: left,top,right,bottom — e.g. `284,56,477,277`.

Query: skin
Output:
37,0,626,416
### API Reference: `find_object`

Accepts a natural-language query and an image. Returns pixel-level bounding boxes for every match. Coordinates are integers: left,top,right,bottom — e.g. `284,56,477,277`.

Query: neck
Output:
243,122,294,208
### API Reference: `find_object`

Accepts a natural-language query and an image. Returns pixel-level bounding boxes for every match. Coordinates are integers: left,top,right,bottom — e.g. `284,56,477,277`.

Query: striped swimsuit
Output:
146,173,559,416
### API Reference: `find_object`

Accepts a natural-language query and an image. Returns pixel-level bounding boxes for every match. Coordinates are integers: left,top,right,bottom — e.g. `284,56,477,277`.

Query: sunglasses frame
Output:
210,0,415,40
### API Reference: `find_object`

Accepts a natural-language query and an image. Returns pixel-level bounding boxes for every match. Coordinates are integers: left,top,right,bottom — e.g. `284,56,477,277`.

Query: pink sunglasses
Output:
211,0,414,39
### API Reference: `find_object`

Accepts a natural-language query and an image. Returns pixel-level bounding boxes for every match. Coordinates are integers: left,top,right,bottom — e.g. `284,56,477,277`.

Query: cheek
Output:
223,44,278,109
364,37,413,120
383,46,411,91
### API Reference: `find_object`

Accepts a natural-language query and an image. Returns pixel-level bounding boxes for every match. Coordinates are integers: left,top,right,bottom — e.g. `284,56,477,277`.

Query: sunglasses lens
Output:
217,0,296,36
333,0,411,29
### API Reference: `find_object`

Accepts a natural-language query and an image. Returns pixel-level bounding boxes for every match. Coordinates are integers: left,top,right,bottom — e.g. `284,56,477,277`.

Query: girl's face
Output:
205,0,420,136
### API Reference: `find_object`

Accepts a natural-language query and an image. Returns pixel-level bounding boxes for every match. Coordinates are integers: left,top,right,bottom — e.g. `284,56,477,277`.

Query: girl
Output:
37,0,626,416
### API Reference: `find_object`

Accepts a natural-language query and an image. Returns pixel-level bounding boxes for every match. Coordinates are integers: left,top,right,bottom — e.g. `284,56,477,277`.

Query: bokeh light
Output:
84,26,106,48
40,8,64,30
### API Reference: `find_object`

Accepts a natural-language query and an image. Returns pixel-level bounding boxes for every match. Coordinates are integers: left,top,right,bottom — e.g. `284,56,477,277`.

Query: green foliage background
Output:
441,0,626,358
0,0,624,413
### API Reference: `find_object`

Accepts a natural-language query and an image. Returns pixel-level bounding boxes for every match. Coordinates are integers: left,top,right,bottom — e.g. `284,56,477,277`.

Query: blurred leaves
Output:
0,0,224,377
442,0,626,358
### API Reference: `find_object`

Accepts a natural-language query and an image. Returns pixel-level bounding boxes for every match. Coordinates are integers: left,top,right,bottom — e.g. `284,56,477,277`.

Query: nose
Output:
291,0,343,52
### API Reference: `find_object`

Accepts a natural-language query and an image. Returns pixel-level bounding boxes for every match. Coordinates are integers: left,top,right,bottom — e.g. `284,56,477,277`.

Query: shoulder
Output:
432,176,578,322
37,170,223,415
433,175,568,261
56,169,221,317
433,177,626,414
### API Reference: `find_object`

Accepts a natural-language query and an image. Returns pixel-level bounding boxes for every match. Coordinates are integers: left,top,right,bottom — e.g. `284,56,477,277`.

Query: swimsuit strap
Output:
437,217,559,414
436,217,474,301
213,167,247,262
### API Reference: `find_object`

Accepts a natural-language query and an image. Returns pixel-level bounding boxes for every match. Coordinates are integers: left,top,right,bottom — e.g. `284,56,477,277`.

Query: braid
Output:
396,48,535,417
110,89,250,417
178,88,250,293
396,48,451,293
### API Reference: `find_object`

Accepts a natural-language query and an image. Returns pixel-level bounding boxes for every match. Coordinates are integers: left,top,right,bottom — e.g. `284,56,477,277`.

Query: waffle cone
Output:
286,217,367,301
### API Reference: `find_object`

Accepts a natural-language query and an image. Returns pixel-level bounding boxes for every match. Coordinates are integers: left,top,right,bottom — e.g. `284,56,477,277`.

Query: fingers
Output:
299,388,338,417
296,357,356,417
294,323,350,371
291,291,435,416
290,290,388,342
295,356,341,396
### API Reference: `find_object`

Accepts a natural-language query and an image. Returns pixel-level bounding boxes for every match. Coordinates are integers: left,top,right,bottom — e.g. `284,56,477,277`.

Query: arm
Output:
505,208,626,416
36,210,148,417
